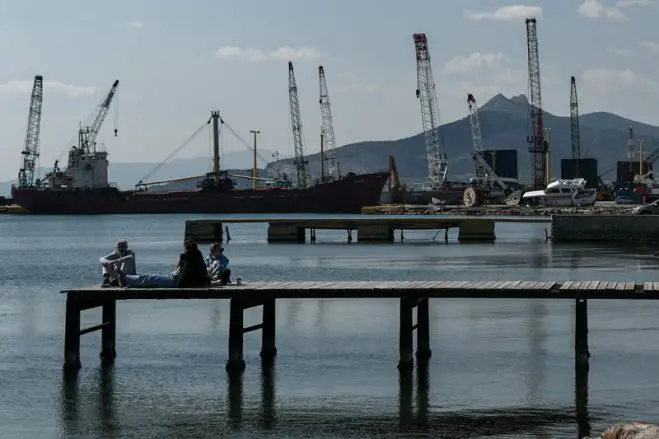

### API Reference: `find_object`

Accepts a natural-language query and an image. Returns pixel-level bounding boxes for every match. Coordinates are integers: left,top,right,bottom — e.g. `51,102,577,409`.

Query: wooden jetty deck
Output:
184,215,551,243
61,280,659,372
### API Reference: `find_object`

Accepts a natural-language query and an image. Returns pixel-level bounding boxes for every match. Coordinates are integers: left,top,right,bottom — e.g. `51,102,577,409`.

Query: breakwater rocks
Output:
365,204,637,216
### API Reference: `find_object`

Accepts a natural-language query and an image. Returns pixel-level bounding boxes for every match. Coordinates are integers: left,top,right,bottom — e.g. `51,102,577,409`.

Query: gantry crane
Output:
413,33,447,190
78,79,119,154
17,75,44,188
525,18,547,190
288,62,308,188
318,65,340,180
570,76,581,176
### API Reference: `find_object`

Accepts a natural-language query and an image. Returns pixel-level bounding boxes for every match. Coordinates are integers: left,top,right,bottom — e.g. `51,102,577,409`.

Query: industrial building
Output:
560,158,599,188
482,149,519,180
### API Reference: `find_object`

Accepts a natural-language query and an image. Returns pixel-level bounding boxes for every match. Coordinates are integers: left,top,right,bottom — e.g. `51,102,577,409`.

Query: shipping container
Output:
483,149,518,180
616,161,653,183
560,158,599,188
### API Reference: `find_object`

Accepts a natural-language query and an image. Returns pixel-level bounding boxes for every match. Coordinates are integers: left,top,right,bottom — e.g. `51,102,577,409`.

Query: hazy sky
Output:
1,0,658,182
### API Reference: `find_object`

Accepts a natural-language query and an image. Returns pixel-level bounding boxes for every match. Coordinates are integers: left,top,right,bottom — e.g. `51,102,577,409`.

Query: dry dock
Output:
185,215,550,243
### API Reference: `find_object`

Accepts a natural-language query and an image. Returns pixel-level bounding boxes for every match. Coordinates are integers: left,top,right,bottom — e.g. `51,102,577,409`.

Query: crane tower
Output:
413,33,448,190
569,76,581,175
318,65,340,179
288,61,308,188
78,79,119,154
525,18,547,190
467,93,487,179
17,75,44,188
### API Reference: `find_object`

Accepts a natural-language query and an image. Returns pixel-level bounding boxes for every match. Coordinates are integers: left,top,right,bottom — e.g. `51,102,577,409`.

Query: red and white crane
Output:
413,33,448,190
288,61,308,188
17,75,44,188
525,18,547,190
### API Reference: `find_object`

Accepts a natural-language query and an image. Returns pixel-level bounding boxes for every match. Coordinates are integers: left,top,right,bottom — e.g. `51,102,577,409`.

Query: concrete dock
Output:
184,216,551,244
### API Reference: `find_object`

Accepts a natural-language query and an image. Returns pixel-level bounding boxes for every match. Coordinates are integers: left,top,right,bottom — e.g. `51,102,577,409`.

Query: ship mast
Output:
211,111,221,185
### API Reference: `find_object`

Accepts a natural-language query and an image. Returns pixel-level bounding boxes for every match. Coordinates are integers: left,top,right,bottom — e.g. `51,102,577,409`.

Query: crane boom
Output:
79,79,119,153
413,33,447,190
525,18,546,190
570,76,581,175
288,62,308,188
17,75,44,188
467,93,487,179
318,65,340,179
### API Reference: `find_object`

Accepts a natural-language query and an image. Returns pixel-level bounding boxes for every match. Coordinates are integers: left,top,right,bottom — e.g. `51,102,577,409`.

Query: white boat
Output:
521,178,597,206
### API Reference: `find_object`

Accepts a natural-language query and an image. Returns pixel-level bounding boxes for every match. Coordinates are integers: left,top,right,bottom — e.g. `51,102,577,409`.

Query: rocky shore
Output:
365,204,637,216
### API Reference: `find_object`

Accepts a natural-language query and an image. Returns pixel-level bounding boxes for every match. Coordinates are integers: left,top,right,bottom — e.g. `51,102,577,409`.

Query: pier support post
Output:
398,297,415,369
100,300,117,361
260,299,277,361
575,297,590,368
63,293,81,370
458,219,496,242
226,299,246,372
416,298,432,361
267,223,305,243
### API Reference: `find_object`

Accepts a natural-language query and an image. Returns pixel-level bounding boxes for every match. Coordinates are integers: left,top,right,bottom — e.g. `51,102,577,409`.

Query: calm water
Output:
1,214,659,439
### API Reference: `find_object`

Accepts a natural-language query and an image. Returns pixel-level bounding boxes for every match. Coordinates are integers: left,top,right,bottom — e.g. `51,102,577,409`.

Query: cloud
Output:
463,5,543,21
617,0,656,6
609,47,634,55
578,0,627,20
581,68,659,93
639,41,659,52
0,80,97,97
212,46,320,62
127,21,144,28
444,52,508,74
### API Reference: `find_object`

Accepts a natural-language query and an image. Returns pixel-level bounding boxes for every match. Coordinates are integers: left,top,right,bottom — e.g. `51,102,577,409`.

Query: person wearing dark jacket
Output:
175,240,211,288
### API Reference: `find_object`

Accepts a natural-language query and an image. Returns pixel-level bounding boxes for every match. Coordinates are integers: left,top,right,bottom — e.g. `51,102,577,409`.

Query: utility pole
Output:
250,129,260,189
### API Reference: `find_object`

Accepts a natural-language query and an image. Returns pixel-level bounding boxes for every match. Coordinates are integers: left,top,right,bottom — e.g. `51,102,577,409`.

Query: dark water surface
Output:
1,214,659,438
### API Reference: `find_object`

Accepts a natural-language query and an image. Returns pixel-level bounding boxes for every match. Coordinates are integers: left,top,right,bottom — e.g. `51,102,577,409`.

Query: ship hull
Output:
11,171,390,215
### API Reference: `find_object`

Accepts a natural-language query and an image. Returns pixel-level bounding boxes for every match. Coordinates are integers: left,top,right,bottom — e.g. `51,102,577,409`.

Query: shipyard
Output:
3,4,659,439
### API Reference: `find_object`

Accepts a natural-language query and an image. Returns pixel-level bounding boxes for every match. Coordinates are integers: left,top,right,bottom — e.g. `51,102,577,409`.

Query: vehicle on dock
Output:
521,178,597,207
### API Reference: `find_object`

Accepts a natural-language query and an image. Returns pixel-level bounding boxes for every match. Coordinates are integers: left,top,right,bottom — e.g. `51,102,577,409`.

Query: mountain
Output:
266,93,659,184
0,149,280,196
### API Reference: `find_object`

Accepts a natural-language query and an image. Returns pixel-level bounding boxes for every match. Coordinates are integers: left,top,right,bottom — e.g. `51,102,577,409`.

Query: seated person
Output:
100,240,136,287
205,243,231,285
102,239,210,288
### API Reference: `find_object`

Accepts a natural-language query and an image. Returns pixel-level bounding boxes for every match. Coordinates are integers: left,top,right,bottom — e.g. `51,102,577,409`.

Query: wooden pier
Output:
184,216,551,244
61,280,659,372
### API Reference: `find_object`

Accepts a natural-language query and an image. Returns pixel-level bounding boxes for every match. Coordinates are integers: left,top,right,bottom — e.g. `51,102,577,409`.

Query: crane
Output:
570,76,581,175
525,18,547,190
17,75,44,188
318,65,340,180
413,33,447,190
288,62,308,188
78,79,119,154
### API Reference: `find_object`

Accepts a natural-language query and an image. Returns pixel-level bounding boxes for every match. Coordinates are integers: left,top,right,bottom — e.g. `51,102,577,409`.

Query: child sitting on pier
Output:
101,239,210,288
205,243,231,286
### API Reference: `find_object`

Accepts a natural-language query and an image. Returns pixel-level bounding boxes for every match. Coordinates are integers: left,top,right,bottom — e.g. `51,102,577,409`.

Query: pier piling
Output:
575,297,589,368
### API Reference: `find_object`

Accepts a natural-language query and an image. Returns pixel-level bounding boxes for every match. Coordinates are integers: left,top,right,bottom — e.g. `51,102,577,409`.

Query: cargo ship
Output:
12,112,389,215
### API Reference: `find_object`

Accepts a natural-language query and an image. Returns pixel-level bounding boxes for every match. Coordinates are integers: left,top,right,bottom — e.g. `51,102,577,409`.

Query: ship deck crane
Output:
79,79,119,154
413,33,448,190
288,62,308,188
318,66,340,180
525,18,547,190
17,75,44,188
570,76,581,176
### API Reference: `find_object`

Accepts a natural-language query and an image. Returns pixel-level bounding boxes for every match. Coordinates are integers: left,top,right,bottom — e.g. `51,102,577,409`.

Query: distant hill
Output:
266,93,659,184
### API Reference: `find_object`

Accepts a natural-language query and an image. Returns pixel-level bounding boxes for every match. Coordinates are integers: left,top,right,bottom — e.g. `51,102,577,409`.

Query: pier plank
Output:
560,281,574,290
644,282,653,292
654,282,659,291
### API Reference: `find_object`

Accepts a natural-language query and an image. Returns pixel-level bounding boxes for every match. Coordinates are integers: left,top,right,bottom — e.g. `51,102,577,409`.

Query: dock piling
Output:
575,297,590,367
415,298,431,360
63,294,82,370
260,299,277,360
398,297,431,369
100,300,117,361
227,299,246,372
226,297,278,371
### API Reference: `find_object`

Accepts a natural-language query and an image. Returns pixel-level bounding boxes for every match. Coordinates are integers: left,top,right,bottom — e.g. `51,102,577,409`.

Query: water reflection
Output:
526,303,547,406
576,362,591,438
58,370,79,436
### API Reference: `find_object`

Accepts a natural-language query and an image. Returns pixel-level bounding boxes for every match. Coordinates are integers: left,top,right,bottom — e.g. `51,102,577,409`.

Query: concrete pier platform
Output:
551,215,659,242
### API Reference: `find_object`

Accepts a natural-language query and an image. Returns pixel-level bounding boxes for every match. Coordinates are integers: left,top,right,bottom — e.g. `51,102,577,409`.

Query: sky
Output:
1,0,658,182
